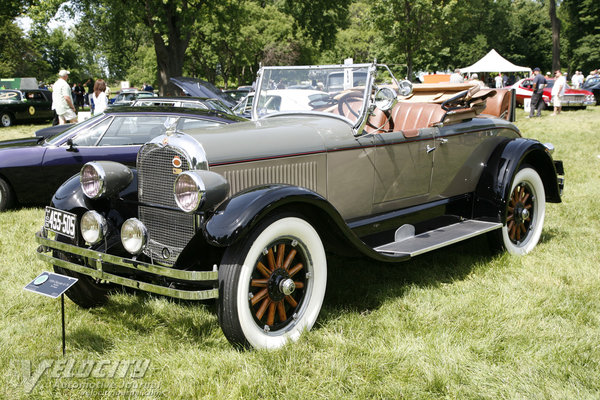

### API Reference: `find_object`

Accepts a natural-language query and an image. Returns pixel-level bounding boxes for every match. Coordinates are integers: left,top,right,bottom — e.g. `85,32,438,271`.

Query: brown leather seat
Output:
390,102,445,137
481,88,512,120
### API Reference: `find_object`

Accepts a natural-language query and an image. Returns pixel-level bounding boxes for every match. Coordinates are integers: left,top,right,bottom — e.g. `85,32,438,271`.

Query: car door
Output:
370,128,435,213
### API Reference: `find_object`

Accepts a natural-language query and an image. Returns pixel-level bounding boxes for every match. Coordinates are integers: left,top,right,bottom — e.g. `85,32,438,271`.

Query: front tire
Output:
0,177,15,211
496,166,546,255
218,215,327,349
53,235,115,308
1,112,14,127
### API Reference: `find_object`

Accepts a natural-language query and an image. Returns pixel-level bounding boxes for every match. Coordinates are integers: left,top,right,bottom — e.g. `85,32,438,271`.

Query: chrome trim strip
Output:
36,252,218,300
35,231,218,282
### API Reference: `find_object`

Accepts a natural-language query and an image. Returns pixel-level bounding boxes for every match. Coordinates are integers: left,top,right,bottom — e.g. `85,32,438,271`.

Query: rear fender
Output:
475,138,562,222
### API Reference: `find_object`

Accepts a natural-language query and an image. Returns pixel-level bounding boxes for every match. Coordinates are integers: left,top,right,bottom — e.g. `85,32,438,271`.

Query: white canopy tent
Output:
460,49,531,74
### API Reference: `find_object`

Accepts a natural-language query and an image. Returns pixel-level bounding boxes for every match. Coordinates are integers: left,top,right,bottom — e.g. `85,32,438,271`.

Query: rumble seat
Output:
366,102,445,137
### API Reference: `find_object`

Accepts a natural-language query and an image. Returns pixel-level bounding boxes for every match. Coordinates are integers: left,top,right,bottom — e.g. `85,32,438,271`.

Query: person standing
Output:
494,73,503,88
529,67,546,118
52,70,77,124
450,69,463,83
551,70,566,116
92,79,109,115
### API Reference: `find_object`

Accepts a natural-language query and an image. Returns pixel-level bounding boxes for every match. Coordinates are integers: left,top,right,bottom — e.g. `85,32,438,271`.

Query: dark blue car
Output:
0,106,245,211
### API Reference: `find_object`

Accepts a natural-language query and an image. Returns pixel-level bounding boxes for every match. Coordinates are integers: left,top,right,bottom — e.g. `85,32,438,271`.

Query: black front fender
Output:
52,169,139,215
202,184,409,262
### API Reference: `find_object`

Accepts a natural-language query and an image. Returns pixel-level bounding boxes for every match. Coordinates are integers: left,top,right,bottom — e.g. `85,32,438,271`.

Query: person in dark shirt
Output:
529,68,546,118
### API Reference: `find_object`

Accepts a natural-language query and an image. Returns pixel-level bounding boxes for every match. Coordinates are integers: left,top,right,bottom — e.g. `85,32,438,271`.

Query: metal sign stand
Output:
24,272,78,355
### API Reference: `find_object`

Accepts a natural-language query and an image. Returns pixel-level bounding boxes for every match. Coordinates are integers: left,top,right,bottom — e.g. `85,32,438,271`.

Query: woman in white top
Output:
92,79,108,115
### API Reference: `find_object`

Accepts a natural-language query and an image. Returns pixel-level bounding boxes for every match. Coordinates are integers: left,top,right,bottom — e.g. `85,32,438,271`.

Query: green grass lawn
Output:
1,107,599,399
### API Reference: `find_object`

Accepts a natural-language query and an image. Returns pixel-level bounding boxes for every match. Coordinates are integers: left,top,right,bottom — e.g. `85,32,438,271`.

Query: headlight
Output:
121,218,147,255
80,211,108,244
81,163,105,199
173,170,230,213
80,161,133,199
174,172,205,213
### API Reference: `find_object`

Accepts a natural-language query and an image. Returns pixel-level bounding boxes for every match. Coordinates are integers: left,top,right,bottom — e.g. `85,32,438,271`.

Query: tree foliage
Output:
5,0,598,88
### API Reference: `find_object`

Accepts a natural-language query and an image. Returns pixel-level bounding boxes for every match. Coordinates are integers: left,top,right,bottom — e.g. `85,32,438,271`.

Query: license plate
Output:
44,207,77,239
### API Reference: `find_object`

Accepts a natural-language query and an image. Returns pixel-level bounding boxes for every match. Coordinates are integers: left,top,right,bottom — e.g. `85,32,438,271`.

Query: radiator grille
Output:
137,144,195,265
222,161,318,195
562,94,584,103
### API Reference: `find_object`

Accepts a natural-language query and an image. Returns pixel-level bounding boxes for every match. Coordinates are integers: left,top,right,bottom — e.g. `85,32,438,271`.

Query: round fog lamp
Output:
80,163,105,199
80,211,107,244
121,218,147,255
174,172,205,213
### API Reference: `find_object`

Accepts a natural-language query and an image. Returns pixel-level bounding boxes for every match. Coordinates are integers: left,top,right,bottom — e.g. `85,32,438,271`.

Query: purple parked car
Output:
0,106,245,211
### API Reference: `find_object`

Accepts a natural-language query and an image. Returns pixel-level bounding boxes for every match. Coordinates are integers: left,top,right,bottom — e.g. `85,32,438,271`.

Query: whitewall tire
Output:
500,167,546,255
218,215,327,349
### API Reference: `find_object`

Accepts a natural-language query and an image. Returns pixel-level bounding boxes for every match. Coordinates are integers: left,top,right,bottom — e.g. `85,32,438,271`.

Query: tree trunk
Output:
549,0,561,72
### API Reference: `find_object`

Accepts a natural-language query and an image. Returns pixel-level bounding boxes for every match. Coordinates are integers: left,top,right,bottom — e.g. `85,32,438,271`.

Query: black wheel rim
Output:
248,239,308,332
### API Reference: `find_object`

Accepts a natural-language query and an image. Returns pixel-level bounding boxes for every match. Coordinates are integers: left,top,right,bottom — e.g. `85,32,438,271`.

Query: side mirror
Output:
66,138,78,152
374,87,398,111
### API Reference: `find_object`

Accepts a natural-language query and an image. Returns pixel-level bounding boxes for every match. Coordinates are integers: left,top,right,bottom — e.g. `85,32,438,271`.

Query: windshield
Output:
254,65,372,124
0,90,21,101
47,114,107,145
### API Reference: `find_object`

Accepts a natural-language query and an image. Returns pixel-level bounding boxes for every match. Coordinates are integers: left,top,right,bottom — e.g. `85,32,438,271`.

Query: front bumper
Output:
35,230,218,300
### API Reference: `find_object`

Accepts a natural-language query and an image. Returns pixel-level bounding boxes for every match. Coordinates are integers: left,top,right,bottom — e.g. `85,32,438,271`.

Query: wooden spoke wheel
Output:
249,240,308,331
507,183,534,244
218,215,327,349
498,166,546,255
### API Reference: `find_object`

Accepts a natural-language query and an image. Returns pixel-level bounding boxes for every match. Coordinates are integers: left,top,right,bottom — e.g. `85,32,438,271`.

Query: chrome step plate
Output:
375,219,502,257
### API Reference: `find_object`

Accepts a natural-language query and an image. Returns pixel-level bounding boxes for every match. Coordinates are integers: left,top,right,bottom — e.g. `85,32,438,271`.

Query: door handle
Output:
438,138,448,144
426,144,436,154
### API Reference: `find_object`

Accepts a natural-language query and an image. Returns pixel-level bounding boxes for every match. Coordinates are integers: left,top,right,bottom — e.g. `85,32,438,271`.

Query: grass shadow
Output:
320,235,498,319
69,326,115,353
89,292,220,345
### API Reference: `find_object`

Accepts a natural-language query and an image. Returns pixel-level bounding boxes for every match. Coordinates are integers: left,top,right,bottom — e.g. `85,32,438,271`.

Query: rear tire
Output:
491,166,546,255
0,177,15,211
218,214,327,349
1,113,13,127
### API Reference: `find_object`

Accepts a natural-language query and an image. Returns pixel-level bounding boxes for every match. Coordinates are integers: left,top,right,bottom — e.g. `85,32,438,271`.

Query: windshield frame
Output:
252,63,378,133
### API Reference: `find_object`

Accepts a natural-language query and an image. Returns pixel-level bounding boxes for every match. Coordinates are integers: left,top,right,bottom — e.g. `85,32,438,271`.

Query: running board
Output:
374,219,502,257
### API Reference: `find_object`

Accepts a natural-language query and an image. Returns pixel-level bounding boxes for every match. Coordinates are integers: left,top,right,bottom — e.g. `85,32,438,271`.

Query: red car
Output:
511,78,596,108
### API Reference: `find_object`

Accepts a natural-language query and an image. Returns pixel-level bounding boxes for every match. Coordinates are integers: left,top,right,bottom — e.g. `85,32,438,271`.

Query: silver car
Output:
36,63,564,349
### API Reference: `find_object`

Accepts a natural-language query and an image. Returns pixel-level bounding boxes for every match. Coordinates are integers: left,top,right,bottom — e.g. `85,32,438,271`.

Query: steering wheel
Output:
337,91,363,118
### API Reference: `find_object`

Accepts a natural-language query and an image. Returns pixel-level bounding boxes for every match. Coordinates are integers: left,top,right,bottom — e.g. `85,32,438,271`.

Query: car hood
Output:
170,77,237,108
0,137,43,149
180,115,348,166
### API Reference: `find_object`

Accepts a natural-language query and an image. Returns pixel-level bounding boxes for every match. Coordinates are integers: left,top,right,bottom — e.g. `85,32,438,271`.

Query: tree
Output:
562,0,600,73
370,0,450,79
549,0,560,71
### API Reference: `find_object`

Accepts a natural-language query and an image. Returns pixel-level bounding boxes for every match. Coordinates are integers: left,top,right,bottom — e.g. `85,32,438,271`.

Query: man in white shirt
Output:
449,69,463,83
551,70,567,116
52,70,78,124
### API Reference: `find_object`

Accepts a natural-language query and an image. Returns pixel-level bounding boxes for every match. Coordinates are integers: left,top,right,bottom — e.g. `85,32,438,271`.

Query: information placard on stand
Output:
25,272,78,355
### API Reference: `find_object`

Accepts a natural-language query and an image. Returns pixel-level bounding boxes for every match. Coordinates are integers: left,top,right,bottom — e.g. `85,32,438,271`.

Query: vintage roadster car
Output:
35,63,564,349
